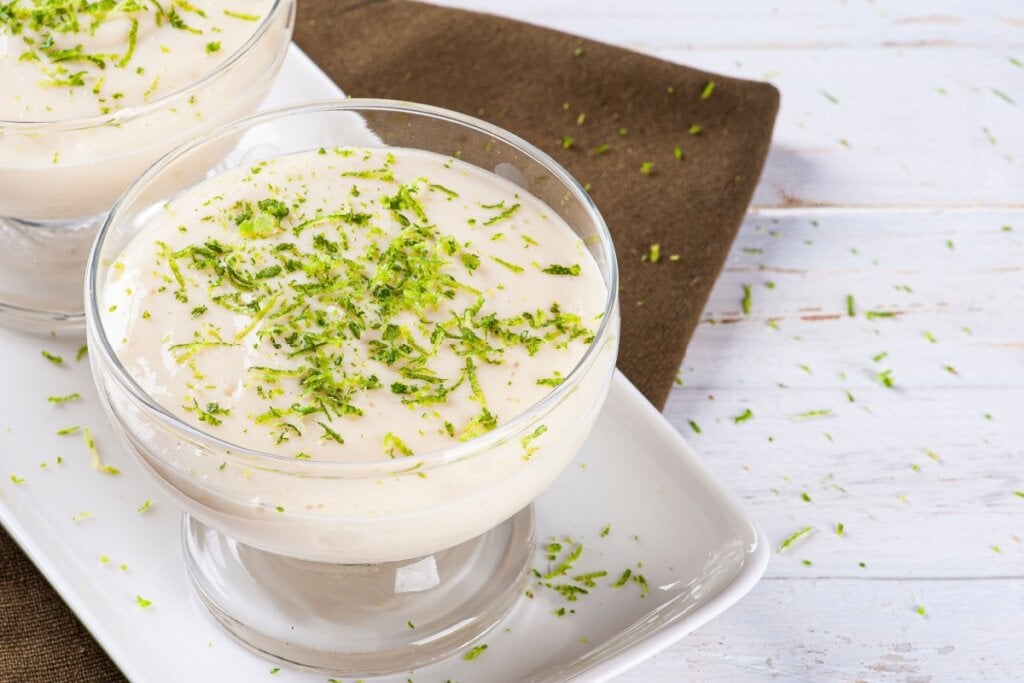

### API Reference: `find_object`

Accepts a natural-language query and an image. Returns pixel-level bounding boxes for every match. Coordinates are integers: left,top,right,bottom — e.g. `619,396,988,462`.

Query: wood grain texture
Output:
432,1,1024,680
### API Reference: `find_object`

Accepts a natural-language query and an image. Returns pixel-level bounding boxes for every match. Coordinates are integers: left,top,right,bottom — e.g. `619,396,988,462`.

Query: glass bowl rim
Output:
0,0,293,131
86,98,620,474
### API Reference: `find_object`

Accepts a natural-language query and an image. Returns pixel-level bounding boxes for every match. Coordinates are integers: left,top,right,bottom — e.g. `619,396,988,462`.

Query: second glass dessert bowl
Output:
0,0,294,332
86,100,620,675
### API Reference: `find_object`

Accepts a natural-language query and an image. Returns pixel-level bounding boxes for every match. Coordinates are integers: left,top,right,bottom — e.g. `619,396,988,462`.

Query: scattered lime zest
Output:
991,87,1015,105
846,295,855,317
76,345,88,361
47,393,81,404
688,123,702,135
612,568,632,587
136,595,152,608
819,89,840,104
916,605,926,616
779,526,814,553
56,425,80,436
463,644,488,661
876,369,895,388
41,350,63,365
138,499,153,514
10,474,26,485
733,408,754,424
700,80,715,99
84,428,120,475
688,419,702,434
640,161,654,175
835,522,845,536
741,284,752,315
793,409,832,421
865,310,897,320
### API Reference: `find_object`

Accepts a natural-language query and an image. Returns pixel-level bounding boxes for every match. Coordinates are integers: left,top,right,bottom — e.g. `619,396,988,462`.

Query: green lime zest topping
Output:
741,284,752,315
136,595,152,608
688,419,702,434
223,8,260,21
138,499,153,514
76,345,88,361
205,40,221,54
520,424,548,459
47,393,80,403
541,264,580,276
482,202,520,226
700,80,715,99
491,256,524,273
384,432,413,457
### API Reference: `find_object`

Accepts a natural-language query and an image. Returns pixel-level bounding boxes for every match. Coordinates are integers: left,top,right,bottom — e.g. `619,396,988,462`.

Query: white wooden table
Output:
434,1,1024,679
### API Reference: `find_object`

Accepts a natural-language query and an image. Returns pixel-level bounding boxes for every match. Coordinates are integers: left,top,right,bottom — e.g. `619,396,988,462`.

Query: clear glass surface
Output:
86,100,620,673
0,0,295,332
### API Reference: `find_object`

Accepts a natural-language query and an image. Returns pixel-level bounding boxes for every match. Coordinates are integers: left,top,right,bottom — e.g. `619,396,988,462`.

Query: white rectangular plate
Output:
0,45,767,683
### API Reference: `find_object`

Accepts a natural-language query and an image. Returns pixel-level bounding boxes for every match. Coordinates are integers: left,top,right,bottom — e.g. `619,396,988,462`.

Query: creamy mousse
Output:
103,147,606,460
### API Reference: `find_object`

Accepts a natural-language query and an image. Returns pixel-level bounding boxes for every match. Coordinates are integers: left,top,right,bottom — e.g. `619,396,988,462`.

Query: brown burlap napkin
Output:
1,2,777,679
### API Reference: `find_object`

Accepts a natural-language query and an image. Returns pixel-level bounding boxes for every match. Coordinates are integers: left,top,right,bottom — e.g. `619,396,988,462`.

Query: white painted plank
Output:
659,209,1024,580
619,577,1024,681
660,49,1024,208
685,209,1024,389
430,0,1024,48
428,1,1024,208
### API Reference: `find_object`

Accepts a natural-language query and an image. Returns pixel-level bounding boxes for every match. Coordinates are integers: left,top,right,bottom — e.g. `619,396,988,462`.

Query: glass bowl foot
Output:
182,506,534,676
0,212,105,333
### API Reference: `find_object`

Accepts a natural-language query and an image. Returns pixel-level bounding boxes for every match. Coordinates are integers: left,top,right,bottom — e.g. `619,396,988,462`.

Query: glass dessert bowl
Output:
85,100,620,675
0,0,295,332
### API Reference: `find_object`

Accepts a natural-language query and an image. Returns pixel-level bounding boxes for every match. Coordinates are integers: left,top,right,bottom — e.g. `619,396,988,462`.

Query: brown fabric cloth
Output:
0,2,777,680
297,0,779,410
